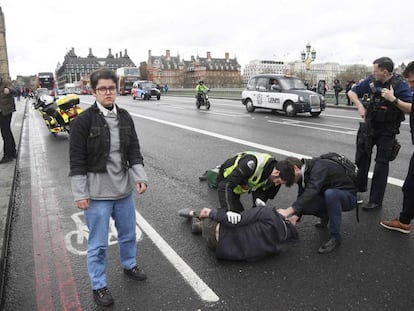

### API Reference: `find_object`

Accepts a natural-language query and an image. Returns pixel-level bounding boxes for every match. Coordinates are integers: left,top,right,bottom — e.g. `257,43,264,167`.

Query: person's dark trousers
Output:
400,153,414,224
355,127,395,205
300,189,357,239
0,112,16,158
334,92,339,105
346,95,351,105
217,180,244,212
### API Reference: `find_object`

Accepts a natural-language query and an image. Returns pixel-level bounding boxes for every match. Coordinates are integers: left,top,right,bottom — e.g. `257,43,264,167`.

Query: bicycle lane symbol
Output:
64,211,143,256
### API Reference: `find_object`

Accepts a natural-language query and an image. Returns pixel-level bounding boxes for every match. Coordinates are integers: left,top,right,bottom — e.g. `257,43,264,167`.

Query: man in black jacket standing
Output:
69,68,148,307
277,156,358,254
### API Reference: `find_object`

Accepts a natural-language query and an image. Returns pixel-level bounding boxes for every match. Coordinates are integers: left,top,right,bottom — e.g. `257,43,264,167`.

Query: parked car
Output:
241,74,326,117
131,80,161,100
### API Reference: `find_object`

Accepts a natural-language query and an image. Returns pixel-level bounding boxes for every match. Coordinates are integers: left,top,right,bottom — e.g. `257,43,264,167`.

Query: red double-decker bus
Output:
37,72,56,96
116,67,140,95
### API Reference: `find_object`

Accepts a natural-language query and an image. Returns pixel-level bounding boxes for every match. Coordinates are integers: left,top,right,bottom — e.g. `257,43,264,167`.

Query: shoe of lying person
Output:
317,237,341,254
191,216,203,234
178,208,195,219
93,287,114,306
380,218,411,234
124,265,147,281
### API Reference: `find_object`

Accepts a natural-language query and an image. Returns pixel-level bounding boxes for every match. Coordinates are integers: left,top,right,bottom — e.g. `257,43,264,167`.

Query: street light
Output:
300,42,316,71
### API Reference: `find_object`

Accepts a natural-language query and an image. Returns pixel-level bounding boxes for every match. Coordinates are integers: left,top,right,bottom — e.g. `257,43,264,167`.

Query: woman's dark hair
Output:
90,68,117,90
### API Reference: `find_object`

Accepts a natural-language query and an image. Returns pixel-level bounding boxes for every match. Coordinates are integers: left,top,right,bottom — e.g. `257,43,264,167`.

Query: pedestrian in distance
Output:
0,76,17,164
69,68,148,307
277,155,358,254
347,56,413,211
380,61,414,233
178,203,299,261
333,79,343,105
196,152,293,234
345,80,356,106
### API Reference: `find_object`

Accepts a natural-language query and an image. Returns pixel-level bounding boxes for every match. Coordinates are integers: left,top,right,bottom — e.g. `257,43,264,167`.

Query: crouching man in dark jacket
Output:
180,206,298,261
277,157,357,254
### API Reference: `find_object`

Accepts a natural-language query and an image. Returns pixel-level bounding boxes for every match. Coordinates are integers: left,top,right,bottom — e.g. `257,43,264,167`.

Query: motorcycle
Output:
195,90,211,110
33,94,82,135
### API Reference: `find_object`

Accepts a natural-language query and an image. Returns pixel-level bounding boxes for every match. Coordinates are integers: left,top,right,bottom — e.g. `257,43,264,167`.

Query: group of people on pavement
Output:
179,57,414,263
63,58,413,307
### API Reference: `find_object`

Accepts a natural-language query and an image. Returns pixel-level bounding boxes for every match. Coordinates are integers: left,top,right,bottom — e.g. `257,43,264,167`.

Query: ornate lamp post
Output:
301,42,316,70
300,42,316,85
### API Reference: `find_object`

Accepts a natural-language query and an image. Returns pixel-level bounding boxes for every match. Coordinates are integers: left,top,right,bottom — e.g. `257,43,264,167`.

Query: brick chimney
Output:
225,52,229,61
166,49,170,60
207,51,211,60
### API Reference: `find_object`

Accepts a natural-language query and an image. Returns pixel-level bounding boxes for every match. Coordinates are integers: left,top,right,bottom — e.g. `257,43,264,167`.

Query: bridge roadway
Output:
0,95,413,310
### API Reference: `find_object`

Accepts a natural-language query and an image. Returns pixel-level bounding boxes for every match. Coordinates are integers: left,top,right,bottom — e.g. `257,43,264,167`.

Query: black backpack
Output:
319,152,359,221
319,152,358,186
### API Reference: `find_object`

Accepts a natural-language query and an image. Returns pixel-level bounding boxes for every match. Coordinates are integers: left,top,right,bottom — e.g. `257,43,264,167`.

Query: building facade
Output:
55,48,136,89
242,59,370,89
147,50,242,88
0,7,10,80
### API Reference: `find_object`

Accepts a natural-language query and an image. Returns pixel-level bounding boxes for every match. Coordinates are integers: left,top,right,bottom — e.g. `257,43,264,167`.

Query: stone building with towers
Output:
0,6,10,80
55,47,136,89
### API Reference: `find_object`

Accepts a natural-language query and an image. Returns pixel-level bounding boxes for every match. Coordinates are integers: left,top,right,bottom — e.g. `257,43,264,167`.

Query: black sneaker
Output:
93,287,114,306
318,237,341,254
362,202,382,211
124,265,147,281
178,208,194,219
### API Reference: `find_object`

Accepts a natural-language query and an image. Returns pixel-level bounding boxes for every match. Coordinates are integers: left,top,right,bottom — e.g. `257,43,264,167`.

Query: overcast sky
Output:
1,0,412,79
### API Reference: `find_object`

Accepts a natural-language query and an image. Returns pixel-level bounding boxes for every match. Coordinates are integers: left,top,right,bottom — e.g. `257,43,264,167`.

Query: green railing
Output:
165,88,350,105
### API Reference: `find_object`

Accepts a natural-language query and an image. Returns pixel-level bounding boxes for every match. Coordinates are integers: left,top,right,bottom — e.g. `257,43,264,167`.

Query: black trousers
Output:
355,126,396,205
0,112,16,157
400,153,414,224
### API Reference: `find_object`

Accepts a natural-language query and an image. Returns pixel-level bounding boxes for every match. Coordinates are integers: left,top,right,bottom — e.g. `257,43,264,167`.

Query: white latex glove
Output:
226,211,241,224
255,198,266,207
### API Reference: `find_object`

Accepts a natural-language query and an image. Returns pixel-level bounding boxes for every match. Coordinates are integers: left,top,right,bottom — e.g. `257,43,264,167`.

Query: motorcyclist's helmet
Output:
198,80,204,84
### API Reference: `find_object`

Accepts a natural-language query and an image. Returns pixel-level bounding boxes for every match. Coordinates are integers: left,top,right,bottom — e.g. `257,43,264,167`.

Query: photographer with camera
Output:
348,57,412,211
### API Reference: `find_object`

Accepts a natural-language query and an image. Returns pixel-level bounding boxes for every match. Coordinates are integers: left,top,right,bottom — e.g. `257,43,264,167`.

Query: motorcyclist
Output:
195,80,209,104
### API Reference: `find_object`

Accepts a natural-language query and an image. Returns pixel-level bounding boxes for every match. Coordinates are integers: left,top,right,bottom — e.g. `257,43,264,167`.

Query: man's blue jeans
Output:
84,193,137,289
300,189,357,239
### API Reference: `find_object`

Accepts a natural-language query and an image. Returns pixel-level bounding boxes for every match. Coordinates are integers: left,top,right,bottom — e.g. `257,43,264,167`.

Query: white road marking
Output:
268,119,357,135
136,212,220,302
129,112,404,187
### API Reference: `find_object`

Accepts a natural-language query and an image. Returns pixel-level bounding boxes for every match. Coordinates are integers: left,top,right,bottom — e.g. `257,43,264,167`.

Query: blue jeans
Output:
84,193,137,289
334,91,339,105
300,189,357,239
